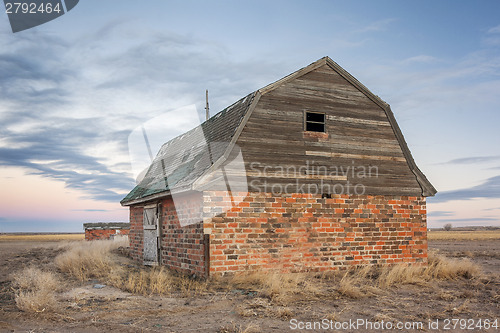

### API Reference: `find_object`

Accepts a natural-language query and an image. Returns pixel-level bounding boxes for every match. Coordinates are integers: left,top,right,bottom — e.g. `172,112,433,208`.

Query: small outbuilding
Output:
84,222,130,241
121,57,436,277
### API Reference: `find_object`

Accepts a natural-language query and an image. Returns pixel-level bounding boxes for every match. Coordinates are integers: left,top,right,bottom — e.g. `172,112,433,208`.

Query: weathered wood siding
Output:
236,64,422,196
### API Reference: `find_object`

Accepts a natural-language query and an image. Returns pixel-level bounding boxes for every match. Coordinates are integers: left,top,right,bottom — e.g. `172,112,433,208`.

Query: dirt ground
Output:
0,239,498,333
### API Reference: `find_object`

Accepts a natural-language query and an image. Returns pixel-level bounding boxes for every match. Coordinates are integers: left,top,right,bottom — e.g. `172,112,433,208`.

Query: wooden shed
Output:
121,57,436,277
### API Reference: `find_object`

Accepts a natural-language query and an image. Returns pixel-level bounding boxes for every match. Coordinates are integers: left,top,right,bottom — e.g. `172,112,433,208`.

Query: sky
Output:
1,0,500,232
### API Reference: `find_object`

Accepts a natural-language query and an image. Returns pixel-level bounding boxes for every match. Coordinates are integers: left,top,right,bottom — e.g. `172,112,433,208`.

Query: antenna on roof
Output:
205,89,210,121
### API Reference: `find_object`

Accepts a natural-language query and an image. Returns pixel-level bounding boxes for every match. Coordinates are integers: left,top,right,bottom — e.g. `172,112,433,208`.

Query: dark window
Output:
305,112,325,132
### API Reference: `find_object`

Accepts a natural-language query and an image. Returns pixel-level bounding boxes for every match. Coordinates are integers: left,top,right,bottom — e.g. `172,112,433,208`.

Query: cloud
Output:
430,175,500,203
487,24,500,34
482,24,500,46
443,156,500,164
401,55,439,65
355,18,397,34
483,207,500,211
0,24,291,203
434,217,499,223
427,211,454,217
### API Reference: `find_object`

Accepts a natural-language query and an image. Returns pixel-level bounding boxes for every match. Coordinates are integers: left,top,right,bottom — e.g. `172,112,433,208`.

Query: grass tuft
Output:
11,267,61,313
337,272,365,298
229,271,319,302
117,267,176,295
425,252,481,280
54,239,206,296
377,264,426,288
218,322,260,333
54,239,128,281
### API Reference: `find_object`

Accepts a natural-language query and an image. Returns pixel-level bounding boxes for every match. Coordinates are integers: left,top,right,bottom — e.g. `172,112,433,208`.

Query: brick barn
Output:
121,57,436,278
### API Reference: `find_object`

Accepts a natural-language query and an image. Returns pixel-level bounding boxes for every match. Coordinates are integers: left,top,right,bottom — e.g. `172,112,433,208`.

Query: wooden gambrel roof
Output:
121,57,436,206
121,93,255,206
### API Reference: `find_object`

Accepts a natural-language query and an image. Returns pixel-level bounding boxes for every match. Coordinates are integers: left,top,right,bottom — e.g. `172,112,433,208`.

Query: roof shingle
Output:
121,92,256,205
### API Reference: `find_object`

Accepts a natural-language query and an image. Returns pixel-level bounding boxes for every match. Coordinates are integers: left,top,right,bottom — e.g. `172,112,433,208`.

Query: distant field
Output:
0,234,84,242
428,229,500,240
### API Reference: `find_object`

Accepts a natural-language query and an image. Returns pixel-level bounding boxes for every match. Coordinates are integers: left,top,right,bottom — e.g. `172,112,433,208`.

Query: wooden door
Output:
143,205,159,265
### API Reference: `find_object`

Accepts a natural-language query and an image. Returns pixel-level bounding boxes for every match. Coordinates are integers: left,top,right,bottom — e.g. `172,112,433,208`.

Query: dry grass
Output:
54,239,128,281
218,322,260,333
114,266,175,295
11,267,61,312
336,266,383,298
424,251,481,279
337,272,365,298
428,230,500,240
213,252,480,303
305,251,483,300
228,271,320,302
377,264,426,288
0,233,84,242
111,266,207,296
358,251,481,291
51,239,482,304
54,239,207,296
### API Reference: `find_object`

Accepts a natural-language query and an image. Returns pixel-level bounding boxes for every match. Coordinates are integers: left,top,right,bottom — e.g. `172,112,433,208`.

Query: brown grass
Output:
114,266,175,295
337,273,365,298
424,251,481,279
336,266,383,298
307,251,482,300
11,267,61,312
54,239,128,281
0,234,84,242
54,239,207,296
428,230,500,240
368,251,481,290
228,271,320,303
218,322,260,333
377,264,426,288
51,240,482,305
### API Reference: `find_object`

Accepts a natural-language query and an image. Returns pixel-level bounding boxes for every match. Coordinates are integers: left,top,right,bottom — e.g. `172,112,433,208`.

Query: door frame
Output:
143,203,161,265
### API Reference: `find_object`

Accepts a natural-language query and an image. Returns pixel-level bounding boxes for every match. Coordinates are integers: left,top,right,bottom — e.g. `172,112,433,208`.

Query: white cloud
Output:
355,18,397,34
487,24,500,34
0,23,291,203
400,55,439,64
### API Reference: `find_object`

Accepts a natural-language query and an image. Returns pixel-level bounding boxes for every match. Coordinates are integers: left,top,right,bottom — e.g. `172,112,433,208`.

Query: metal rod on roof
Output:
205,89,210,121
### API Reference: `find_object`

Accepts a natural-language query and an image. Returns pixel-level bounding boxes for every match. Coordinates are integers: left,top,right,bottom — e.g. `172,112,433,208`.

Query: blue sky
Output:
1,0,500,232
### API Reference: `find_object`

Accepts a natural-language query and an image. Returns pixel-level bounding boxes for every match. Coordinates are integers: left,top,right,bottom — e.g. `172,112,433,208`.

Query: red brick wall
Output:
85,228,130,241
128,191,427,277
203,191,427,275
129,206,145,262
128,192,207,277
160,192,206,277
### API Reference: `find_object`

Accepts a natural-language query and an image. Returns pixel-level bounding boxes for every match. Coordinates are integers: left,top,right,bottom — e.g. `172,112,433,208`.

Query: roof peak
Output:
121,57,436,205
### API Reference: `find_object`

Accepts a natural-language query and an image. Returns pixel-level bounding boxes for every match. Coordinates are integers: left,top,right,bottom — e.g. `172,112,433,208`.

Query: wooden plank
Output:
233,62,423,195
257,98,387,121
306,151,406,162
327,115,391,127
245,170,347,181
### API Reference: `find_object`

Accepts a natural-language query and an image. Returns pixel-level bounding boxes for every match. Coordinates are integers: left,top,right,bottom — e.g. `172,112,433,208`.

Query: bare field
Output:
0,233,84,242
0,234,498,332
428,230,500,240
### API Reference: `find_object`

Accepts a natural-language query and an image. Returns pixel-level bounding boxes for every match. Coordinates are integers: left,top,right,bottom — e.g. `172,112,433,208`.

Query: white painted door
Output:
143,205,159,265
